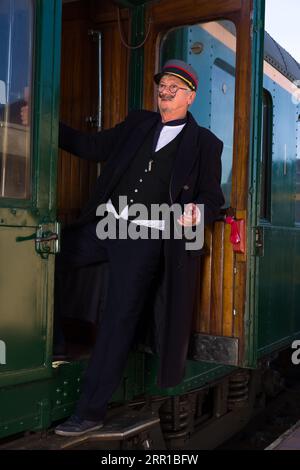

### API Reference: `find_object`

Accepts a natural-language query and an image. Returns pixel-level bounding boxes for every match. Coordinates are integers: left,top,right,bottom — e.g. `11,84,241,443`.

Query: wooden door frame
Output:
143,0,252,213
142,0,254,364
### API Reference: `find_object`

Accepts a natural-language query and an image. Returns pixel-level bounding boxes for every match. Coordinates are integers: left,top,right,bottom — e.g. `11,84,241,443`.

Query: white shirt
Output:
106,123,186,230
155,124,185,152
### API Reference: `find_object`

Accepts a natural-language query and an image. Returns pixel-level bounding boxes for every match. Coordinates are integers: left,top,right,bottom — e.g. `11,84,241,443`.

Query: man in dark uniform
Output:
51,59,225,436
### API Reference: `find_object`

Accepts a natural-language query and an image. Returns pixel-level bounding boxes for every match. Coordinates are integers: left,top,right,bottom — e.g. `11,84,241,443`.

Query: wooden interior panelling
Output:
146,0,241,30
142,0,252,360
58,0,130,225
197,227,213,332
234,261,246,361
57,0,253,363
193,221,235,338
210,222,225,335
143,0,252,218
230,2,252,211
222,224,235,336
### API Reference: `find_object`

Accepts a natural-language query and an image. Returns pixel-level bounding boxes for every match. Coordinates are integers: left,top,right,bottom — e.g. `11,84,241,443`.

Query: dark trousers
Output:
55,218,163,421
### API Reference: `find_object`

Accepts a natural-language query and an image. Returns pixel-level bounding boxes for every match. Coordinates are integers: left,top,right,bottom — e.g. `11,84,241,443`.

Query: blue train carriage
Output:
0,0,298,449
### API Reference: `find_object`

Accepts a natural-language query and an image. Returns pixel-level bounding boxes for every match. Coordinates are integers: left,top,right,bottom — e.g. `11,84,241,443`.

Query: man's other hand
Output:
177,203,201,227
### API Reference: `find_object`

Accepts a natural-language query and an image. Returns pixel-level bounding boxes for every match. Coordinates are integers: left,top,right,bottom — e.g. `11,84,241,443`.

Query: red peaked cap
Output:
154,59,198,91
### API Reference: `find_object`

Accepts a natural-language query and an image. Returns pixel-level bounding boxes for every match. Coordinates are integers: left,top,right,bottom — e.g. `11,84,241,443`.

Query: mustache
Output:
158,92,174,101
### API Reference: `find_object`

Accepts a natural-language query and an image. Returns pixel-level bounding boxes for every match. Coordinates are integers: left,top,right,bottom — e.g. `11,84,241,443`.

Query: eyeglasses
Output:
158,83,190,95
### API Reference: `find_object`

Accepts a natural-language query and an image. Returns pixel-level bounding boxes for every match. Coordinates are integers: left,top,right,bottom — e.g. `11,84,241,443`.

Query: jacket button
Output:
183,185,189,190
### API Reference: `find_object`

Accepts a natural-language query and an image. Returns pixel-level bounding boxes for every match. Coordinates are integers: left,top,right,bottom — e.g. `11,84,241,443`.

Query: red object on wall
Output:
225,216,245,254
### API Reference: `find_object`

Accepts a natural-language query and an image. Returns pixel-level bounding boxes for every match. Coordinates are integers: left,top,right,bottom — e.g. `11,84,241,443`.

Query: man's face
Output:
157,74,196,118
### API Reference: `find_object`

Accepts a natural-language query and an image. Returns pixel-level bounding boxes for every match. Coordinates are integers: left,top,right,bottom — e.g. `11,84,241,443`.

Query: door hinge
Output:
254,226,264,256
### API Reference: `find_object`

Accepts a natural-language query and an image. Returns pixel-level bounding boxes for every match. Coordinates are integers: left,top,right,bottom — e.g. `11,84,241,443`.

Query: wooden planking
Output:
210,222,225,335
58,0,130,225
192,258,202,331
57,0,251,361
230,1,252,211
62,0,90,22
192,222,235,338
222,223,234,336
194,222,234,338
69,20,83,213
101,21,129,129
198,227,213,333
143,0,252,218
233,261,246,362
90,0,129,24
58,8,98,225
149,0,242,28
141,0,253,357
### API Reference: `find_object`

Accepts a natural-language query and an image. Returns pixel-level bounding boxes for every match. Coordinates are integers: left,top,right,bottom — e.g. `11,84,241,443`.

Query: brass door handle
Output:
16,222,60,258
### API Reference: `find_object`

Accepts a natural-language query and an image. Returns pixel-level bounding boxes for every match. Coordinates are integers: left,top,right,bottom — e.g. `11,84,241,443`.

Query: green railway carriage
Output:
0,0,299,449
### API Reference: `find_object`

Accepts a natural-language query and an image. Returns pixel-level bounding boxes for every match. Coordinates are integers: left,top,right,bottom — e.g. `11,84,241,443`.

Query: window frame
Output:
0,0,35,201
259,88,273,222
0,0,62,225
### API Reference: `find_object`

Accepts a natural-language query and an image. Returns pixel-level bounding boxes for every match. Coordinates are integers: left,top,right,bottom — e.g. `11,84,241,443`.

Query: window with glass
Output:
160,20,236,207
296,112,300,223
260,89,273,221
0,0,33,199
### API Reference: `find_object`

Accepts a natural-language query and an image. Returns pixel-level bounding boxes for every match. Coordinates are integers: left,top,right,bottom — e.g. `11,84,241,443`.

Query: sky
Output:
265,0,300,63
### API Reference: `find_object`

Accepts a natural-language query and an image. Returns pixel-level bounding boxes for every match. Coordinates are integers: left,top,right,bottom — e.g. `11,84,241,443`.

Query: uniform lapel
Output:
119,112,160,168
103,113,160,199
169,112,199,203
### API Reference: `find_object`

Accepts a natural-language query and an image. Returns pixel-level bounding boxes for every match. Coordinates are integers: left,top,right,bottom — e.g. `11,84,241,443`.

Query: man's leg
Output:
75,235,163,421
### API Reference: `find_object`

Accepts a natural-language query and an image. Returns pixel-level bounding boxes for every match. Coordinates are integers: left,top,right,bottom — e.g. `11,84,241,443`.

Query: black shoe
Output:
54,414,104,436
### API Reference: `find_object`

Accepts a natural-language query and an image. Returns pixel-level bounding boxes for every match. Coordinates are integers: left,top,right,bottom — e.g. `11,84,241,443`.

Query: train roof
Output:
223,20,300,82
264,31,300,82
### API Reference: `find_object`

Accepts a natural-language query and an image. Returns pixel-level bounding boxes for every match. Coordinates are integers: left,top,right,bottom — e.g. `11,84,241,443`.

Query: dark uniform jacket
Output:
59,109,224,388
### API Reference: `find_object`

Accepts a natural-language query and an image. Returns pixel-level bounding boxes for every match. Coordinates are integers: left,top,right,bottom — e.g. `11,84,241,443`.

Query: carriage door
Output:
143,0,265,367
0,1,61,384
255,58,300,357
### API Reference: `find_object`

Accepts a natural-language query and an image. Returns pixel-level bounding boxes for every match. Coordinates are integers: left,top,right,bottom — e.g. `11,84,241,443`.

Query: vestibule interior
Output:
56,0,246,366
56,0,130,356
